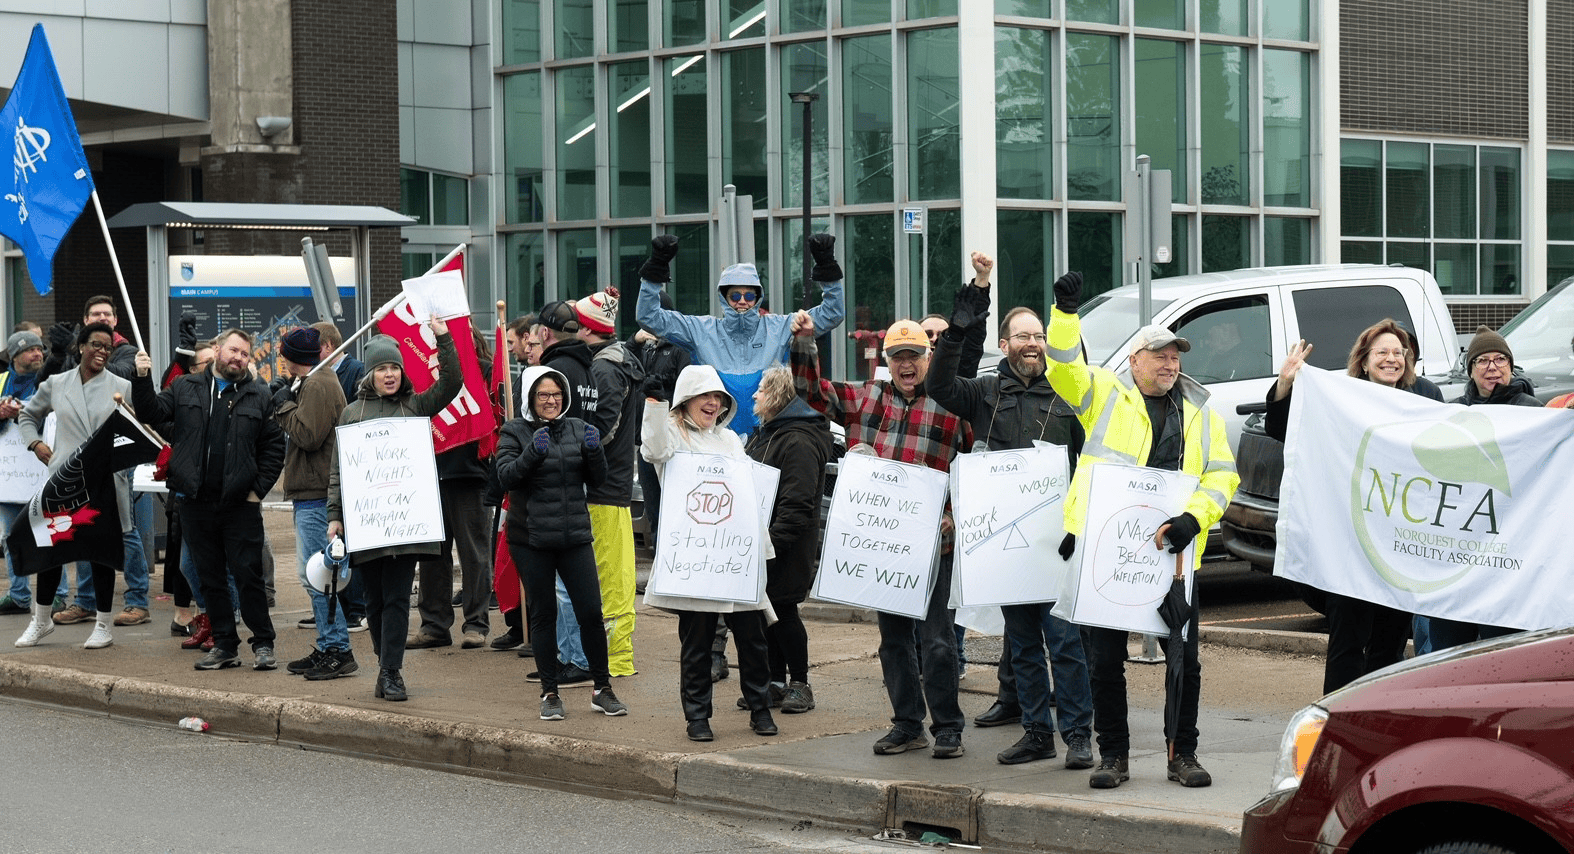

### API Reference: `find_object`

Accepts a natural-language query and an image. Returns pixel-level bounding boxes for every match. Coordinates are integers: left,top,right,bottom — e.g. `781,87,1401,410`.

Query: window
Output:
1548,150,1574,285
1341,139,1524,296
1066,33,1119,202
1174,297,1272,382
400,168,469,226
609,61,652,218
1290,286,1414,371
996,27,1053,200
845,35,894,204
503,72,544,224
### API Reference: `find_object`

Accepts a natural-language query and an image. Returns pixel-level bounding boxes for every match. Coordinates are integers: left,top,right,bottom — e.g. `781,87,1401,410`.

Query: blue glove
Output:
530,426,551,455
583,424,601,449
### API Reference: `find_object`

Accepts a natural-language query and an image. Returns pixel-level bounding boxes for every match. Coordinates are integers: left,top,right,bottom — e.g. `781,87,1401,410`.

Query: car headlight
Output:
1270,704,1328,793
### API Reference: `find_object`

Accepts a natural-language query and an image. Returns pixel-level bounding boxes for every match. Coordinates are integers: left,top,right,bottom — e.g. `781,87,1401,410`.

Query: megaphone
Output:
305,536,350,594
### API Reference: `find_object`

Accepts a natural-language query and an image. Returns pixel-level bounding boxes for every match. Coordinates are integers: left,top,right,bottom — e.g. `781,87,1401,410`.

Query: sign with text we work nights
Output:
647,452,774,604
1054,463,1198,636
813,454,950,618
951,445,1070,607
336,417,444,554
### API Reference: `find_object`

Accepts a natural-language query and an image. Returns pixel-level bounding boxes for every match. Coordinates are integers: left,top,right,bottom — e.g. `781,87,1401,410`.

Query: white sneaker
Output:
15,619,54,647
84,623,113,649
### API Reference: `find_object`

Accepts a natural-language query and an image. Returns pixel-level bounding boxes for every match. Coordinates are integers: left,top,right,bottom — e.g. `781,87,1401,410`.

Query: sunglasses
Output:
725,289,760,304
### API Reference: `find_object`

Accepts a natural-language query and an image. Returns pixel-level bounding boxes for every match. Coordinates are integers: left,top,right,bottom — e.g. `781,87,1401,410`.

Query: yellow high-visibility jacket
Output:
1044,307,1239,571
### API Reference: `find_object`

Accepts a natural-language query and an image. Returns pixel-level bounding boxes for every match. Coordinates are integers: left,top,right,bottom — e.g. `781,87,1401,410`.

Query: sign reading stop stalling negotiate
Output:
646,451,775,605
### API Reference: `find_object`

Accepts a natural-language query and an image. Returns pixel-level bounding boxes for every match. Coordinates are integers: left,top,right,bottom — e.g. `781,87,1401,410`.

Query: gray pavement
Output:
0,508,1328,854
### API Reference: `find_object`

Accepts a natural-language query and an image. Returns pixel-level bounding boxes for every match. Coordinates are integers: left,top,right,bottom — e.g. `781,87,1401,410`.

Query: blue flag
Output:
0,24,95,296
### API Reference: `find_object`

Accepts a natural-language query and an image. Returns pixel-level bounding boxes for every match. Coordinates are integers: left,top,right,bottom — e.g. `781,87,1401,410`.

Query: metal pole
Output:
1136,154,1153,325
789,92,819,311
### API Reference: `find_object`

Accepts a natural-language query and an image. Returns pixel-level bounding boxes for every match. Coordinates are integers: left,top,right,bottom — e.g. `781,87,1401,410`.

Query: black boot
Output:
377,667,408,702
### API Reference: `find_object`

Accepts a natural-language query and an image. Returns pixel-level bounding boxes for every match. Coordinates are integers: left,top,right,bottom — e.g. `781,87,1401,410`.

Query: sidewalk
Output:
0,508,1325,854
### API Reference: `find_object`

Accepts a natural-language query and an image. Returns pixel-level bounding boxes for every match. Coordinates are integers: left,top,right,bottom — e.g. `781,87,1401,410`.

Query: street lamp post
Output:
789,91,819,310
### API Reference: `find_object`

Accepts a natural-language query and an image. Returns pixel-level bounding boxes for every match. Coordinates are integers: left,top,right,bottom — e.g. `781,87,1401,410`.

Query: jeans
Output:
1084,612,1201,758
121,493,151,610
1427,617,1520,652
177,533,239,613
294,499,347,653
0,502,66,605
875,553,964,738
179,502,274,654
554,577,590,669
362,553,417,670
1002,602,1092,740
1412,615,1432,656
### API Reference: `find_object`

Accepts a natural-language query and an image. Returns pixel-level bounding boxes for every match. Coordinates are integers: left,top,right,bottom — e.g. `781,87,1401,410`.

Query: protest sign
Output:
1052,463,1198,635
813,454,949,619
0,414,53,503
950,444,1070,607
336,417,443,554
1278,366,1574,631
646,452,775,604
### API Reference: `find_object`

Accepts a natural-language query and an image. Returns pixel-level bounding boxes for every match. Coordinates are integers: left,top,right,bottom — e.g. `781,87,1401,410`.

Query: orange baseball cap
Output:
883,319,930,356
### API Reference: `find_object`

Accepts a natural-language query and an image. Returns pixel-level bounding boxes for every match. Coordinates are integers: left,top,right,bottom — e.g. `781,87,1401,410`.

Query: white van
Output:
1075,264,1461,454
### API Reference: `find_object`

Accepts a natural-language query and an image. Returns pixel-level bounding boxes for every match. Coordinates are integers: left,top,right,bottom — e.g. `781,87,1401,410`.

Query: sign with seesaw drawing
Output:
812,453,950,619
335,417,443,554
950,444,1070,606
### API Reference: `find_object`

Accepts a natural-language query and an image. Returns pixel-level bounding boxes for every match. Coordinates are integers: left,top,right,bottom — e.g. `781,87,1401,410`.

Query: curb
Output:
1198,625,1326,656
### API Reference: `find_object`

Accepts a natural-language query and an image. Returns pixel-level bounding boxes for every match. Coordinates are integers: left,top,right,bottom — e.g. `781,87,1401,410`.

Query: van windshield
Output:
1078,293,1175,365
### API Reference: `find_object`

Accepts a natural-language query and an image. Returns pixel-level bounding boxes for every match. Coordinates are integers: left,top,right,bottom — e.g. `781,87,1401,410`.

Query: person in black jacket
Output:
132,328,287,672
744,365,836,714
926,251,1094,770
495,365,628,721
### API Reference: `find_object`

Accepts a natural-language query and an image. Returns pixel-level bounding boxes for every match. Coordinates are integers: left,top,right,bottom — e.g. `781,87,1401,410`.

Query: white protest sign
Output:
1052,463,1198,636
336,417,444,554
813,454,950,619
0,414,54,503
646,452,774,604
950,444,1071,607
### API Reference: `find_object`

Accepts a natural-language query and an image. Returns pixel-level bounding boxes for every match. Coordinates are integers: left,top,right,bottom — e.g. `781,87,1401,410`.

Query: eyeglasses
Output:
83,341,113,353
1369,348,1409,360
1473,355,1509,369
725,289,760,304
1008,333,1048,344
534,392,564,401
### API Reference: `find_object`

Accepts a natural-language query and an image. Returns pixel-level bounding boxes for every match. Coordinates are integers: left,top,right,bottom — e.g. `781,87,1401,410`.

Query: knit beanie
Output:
573,287,619,335
6,330,43,360
1465,325,1512,369
363,334,402,371
279,327,321,366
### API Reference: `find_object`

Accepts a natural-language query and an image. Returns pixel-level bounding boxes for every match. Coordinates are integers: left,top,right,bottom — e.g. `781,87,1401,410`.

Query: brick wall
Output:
1342,0,1529,140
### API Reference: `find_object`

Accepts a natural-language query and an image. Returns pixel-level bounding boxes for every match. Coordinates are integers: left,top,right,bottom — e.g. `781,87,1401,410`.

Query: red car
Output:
1240,627,1574,854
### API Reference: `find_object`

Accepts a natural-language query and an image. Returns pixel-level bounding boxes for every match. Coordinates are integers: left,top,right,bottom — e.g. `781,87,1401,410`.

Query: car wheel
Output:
1413,842,1519,854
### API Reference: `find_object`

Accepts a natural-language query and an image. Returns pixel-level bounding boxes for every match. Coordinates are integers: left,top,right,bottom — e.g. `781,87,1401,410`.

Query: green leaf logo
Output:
1410,411,1513,496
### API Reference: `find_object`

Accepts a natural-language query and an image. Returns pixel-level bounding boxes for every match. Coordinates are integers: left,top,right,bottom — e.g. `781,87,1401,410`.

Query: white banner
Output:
1052,463,1198,636
950,444,1071,607
646,452,777,604
0,414,53,503
1278,366,1574,631
812,454,950,619
336,417,443,554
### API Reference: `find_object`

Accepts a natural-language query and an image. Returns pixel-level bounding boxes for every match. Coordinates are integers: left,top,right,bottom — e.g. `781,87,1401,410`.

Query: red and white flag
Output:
376,253,493,453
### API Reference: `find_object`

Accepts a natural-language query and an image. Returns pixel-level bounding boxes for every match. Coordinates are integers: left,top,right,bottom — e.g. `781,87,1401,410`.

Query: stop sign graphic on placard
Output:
686,480,734,525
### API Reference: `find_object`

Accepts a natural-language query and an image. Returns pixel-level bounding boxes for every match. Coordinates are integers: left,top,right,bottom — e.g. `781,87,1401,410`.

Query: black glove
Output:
807,233,843,282
176,311,199,355
1053,271,1084,314
271,383,297,410
1160,513,1201,554
48,321,74,354
1058,533,1076,560
947,283,991,335
641,235,680,284
639,374,669,403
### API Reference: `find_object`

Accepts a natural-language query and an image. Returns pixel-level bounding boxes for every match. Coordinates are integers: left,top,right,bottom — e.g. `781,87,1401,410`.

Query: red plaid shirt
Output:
791,335,972,473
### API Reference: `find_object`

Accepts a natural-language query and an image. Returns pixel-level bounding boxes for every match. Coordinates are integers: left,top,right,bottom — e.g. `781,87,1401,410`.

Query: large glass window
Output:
558,229,599,296
1135,0,1184,30
1066,33,1119,202
556,0,594,59
728,0,767,38
608,0,648,52
1201,0,1247,35
996,28,1052,200
907,0,956,18
1341,139,1381,236
845,35,894,204
908,28,960,200
505,232,547,311
1263,49,1309,207
1549,150,1574,242
432,173,468,225
503,72,544,224
997,0,1050,13
1433,144,1475,240
1480,147,1521,241
782,43,829,207
1385,141,1429,238
503,0,541,64
665,0,705,46
909,208,960,316
1154,214,1190,279
783,0,826,32
1200,44,1248,205
400,168,430,225
844,214,896,381
723,49,769,206
1068,211,1121,296
844,0,890,27
997,209,1055,320
664,222,713,315
666,54,709,214
1263,0,1309,41
609,61,651,218
1264,216,1310,266
1202,214,1250,271
1135,39,1186,203
555,66,597,221
1066,0,1118,24
609,227,649,332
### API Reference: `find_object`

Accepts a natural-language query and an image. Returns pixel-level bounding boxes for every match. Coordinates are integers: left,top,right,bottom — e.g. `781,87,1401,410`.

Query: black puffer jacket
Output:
496,366,609,550
745,398,836,604
586,338,643,507
132,368,285,505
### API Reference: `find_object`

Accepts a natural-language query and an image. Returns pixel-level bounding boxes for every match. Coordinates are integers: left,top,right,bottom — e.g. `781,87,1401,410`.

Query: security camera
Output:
256,116,292,138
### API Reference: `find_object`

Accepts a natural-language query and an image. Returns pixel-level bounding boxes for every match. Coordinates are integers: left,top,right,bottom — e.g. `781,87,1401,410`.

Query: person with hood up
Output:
634,233,846,438
326,319,462,702
495,365,628,722
743,365,836,715
642,364,777,742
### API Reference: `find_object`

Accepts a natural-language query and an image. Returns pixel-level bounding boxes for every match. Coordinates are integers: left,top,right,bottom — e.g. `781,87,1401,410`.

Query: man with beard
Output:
792,318,972,759
133,329,286,671
0,330,58,616
926,252,1094,770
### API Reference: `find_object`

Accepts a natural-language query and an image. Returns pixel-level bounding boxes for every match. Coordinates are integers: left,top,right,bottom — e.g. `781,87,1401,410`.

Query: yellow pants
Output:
588,504,637,676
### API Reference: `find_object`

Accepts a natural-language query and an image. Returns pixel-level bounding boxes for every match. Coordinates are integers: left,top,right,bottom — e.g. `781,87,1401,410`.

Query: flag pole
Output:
90,191,143,352
306,242,466,376
496,299,512,419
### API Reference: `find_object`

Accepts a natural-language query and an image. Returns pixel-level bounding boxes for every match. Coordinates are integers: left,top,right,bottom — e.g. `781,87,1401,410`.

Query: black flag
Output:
4,407,163,577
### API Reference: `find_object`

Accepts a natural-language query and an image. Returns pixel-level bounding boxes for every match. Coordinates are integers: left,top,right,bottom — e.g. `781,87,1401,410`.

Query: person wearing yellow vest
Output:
1043,271,1239,791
